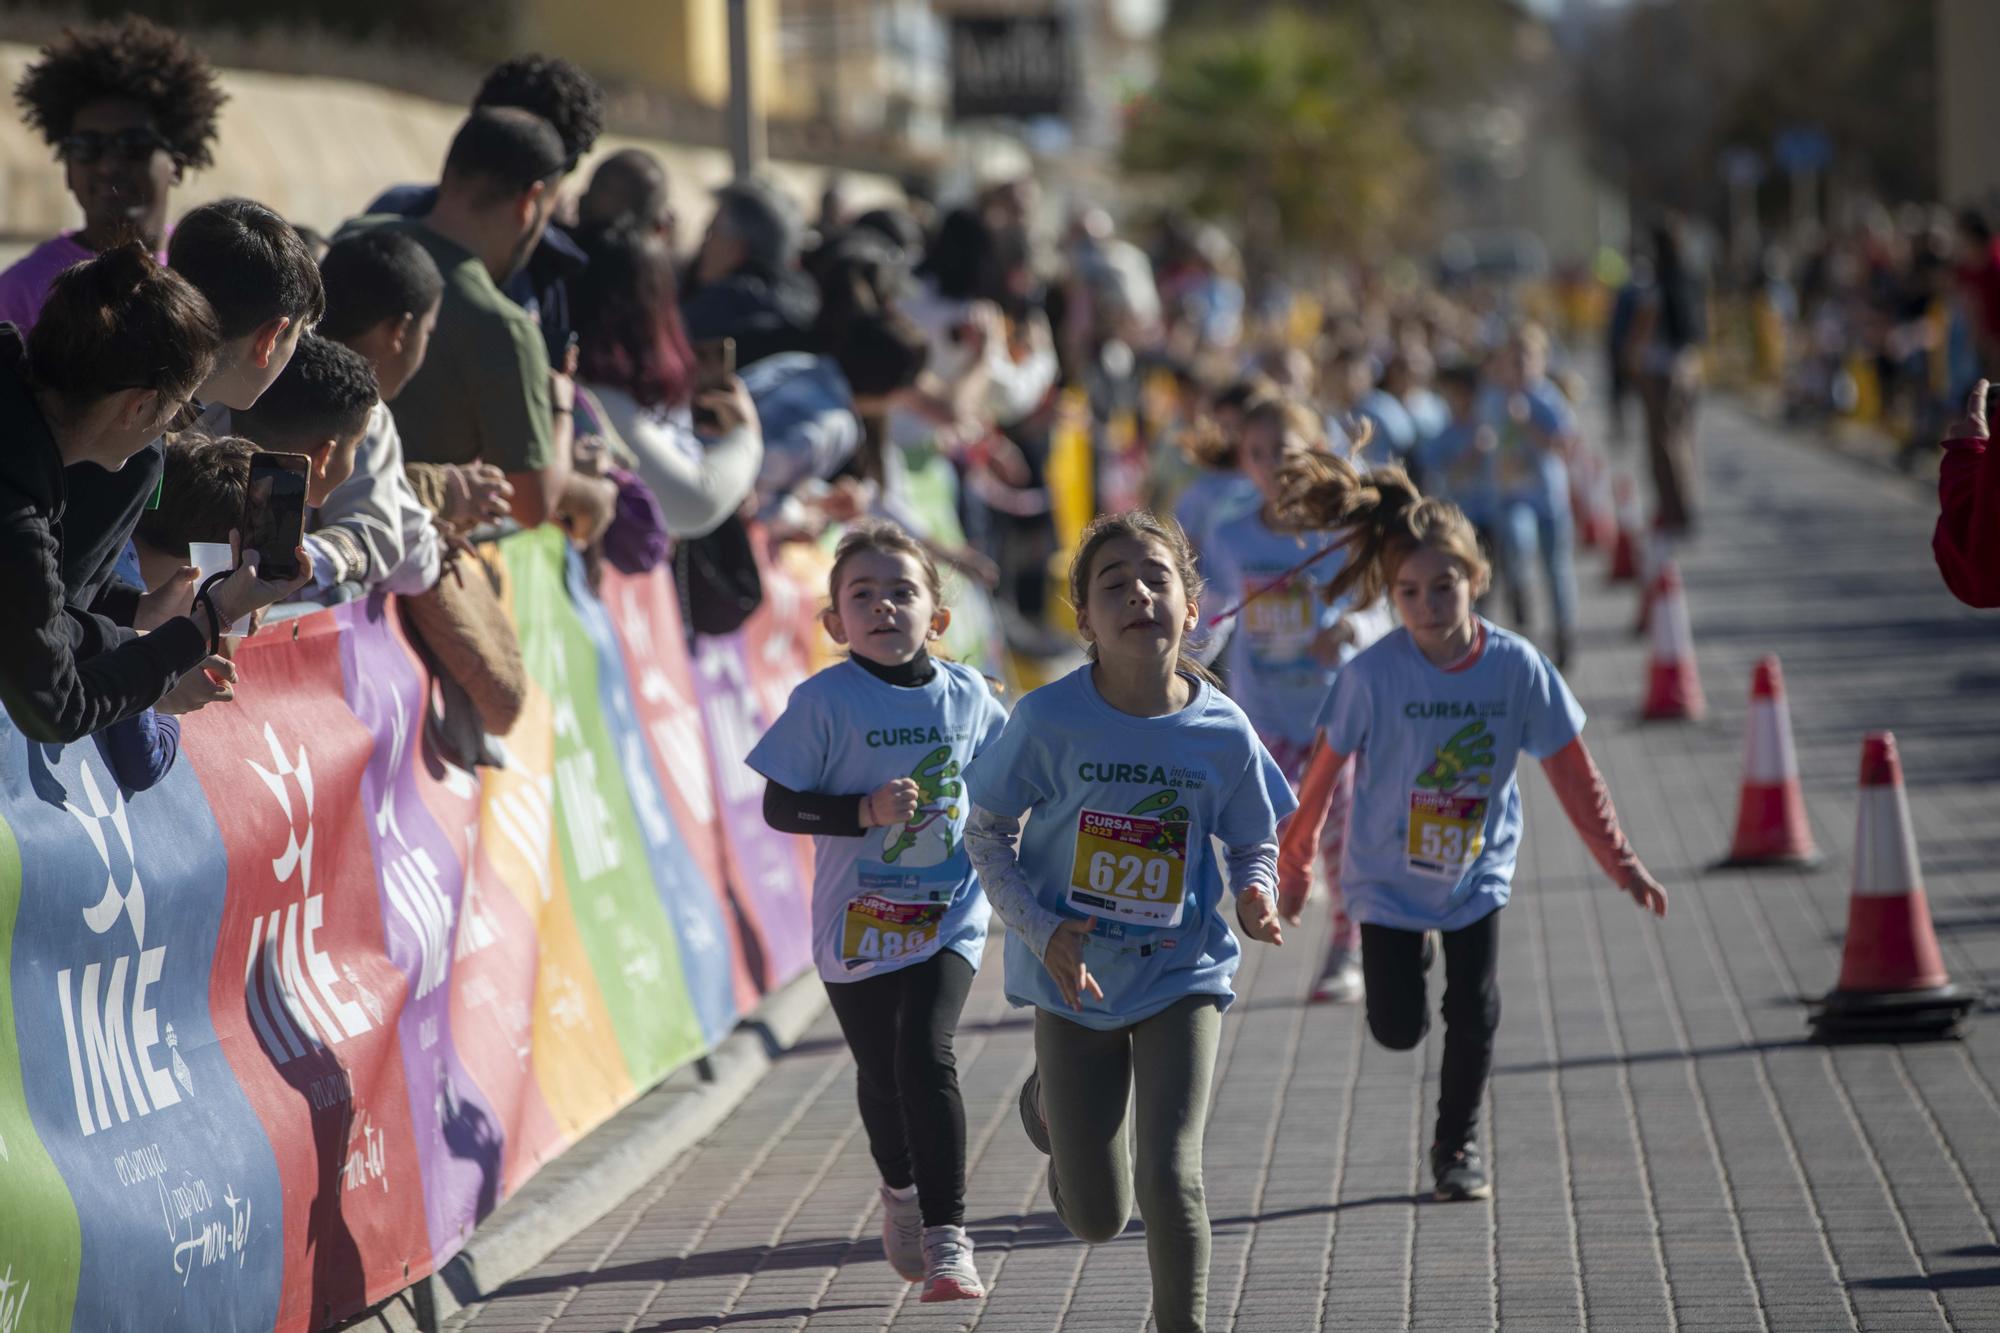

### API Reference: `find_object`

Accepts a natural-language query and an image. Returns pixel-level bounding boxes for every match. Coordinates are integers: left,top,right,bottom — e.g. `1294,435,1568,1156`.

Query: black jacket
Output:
680,266,822,371
0,326,207,743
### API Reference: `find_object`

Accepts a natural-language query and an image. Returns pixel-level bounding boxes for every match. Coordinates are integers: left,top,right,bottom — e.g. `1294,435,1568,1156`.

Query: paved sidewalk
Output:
445,397,2000,1332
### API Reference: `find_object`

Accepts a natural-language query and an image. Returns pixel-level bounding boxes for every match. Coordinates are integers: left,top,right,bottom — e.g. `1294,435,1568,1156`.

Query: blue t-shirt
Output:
1358,388,1419,458
1204,509,1361,751
962,666,1297,1029
1315,622,1584,932
1174,470,1259,569
1478,382,1574,510
747,658,1007,984
1414,418,1498,527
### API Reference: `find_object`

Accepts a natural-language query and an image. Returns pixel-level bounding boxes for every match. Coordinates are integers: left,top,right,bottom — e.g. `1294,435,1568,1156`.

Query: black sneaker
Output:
1431,1140,1491,1201
1018,1068,1051,1155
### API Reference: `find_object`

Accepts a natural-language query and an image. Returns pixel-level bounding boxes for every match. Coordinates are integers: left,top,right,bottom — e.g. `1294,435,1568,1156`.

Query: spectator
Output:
0,17,224,331
345,107,584,531
903,207,1058,432
744,309,932,523
1629,216,1707,535
368,54,604,362
577,147,675,242
1935,379,2000,607
315,229,461,593
63,197,323,629
681,177,821,369
571,224,762,538
0,244,302,744
234,334,438,598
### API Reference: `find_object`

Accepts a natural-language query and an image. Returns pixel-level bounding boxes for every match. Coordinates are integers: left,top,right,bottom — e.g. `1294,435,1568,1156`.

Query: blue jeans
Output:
1499,496,1578,635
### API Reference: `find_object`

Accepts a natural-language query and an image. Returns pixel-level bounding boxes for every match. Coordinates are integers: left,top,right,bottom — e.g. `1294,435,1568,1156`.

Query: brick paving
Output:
445,396,2000,1331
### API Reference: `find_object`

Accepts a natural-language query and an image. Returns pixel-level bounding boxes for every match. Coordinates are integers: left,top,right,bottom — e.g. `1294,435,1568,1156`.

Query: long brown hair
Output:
1067,511,1219,685
1273,452,1488,605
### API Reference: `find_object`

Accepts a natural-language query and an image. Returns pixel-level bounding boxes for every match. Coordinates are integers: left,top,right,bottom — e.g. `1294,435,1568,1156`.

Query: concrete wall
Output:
0,40,896,249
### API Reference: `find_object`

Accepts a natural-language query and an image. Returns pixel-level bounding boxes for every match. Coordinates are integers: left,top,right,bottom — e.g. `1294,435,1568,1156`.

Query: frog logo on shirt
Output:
1414,721,1497,795
1127,789,1191,857
881,745,962,867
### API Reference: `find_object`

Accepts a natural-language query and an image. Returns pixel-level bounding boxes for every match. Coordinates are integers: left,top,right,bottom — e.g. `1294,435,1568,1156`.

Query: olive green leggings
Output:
1035,994,1222,1333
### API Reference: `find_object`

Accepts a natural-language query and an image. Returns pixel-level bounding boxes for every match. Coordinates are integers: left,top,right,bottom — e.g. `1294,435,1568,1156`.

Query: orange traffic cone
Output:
1607,475,1641,584
1584,456,1618,550
1639,561,1705,721
1809,733,1977,1039
1712,657,1821,869
1631,525,1667,638
1572,450,1604,550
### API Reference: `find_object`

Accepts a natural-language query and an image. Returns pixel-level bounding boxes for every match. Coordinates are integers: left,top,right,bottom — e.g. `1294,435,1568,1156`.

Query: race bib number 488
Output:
840,895,945,971
1067,807,1188,928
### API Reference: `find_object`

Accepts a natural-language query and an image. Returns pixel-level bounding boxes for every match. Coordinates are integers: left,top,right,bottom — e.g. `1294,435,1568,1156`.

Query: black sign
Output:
950,14,1071,121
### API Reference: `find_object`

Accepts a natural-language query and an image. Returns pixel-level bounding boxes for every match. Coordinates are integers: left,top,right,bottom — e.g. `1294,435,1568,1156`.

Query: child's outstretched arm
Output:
1225,839,1285,946
761,777,918,837
1275,733,1351,924
1539,738,1668,917
965,805,1103,1009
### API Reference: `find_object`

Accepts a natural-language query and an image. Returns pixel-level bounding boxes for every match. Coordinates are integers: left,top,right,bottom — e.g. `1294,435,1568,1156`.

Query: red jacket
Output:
1936,435,2000,608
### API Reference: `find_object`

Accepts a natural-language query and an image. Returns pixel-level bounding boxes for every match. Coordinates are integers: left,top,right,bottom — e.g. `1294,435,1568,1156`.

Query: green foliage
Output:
1121,8,1427,258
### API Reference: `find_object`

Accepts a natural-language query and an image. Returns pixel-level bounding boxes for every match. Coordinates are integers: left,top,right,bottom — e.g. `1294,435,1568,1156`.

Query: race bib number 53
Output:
1407,791,1487,879
1067,808,1188,927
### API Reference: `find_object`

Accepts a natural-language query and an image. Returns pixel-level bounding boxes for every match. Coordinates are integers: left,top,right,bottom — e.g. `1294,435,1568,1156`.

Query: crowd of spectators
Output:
0,15,1636,787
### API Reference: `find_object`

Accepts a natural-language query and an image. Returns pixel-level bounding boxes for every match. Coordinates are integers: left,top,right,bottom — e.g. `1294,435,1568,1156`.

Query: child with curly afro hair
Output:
0,16,225,331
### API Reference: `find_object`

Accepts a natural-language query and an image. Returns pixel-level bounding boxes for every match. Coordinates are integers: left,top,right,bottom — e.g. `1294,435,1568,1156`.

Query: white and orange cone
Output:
1639,561,1705,721
1713,656,1821,869
1631,524,1667,637
1810,733,1977,1039
1607,474,1642,584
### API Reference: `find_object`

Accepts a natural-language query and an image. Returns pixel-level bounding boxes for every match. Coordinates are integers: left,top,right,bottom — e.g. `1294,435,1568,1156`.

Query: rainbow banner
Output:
0,527,819,1332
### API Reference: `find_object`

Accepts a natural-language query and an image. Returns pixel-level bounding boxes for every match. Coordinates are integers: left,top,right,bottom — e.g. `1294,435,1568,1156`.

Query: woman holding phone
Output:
569,223,764,537
0,243,313,743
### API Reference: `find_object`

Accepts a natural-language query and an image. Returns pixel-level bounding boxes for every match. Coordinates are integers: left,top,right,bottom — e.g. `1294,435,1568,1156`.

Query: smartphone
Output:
241,451,311,582
691,337,736,432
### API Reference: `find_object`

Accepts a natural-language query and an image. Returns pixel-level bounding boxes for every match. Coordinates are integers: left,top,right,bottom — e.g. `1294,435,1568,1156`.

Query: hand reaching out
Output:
1236,888,1285,946
1948,379,1990,441
135,565,199,632
1623,865,1669,918
1041,918,1104,1011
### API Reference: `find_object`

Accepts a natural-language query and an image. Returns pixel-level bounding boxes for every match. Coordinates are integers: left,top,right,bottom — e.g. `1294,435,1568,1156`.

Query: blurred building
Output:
522,0,789,113
1940,0,2000,207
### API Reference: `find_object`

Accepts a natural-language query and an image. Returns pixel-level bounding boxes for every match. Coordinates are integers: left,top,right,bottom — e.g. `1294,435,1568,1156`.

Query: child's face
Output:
308,426,367,507
823,548,945,666
1392,545,1480,653
1077,535,1197,671
1239,417,1291,501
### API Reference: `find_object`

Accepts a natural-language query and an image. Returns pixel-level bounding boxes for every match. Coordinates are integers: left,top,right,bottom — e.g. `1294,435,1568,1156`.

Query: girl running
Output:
963,512,1293,1333
1273,452,1668,1202
747,520,1008,1301
1172,377,1265,570
1202,394,1389,1002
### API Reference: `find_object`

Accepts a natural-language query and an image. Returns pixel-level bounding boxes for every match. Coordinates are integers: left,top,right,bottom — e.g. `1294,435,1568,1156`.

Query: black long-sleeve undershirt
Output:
759,649,937,838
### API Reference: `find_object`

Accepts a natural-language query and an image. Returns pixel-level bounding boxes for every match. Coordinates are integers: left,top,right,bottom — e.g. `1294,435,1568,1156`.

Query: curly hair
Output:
13,17,225,169
474,53,604,166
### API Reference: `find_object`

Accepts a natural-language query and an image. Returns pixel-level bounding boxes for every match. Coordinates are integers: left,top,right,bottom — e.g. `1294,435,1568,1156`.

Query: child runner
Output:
1172,377,1264,571
963,512,1293,1333
746,520,1007,1302
1483,322,1582,667
1273,451,1667,1202
1202,394,1388,1002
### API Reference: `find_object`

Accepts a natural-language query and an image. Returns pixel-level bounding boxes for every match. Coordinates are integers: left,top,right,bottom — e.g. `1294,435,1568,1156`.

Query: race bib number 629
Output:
1067,808,1188,928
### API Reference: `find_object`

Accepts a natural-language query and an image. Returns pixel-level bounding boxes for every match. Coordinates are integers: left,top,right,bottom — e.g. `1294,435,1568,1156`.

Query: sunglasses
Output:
57,127,176,167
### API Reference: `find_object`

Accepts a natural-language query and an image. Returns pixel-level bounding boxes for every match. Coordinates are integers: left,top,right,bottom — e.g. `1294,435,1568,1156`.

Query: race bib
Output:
1407,790,1487,879
1240,583,1316,663
839,894,945,972
1067,806,1189,927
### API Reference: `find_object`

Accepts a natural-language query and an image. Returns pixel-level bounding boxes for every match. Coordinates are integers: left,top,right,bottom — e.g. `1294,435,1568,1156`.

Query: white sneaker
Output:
879,1183,924,1281
1312,948,1363,1004
920,1224,985,1302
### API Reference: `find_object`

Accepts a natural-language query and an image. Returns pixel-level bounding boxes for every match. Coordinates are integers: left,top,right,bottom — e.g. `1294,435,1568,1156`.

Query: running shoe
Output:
1431,1139,1491,1202
920,1224,986,1302
1018,1067,1051,1155
878,1182,924,1281
1311,947,1363,1004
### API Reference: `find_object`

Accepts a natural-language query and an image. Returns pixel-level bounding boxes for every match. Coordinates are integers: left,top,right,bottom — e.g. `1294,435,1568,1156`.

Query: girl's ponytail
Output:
1274,451,1484,605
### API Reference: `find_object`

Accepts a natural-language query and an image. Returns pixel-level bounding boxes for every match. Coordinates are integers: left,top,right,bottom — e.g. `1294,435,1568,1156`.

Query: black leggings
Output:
1360,908,1502,1150
823,949,976,1227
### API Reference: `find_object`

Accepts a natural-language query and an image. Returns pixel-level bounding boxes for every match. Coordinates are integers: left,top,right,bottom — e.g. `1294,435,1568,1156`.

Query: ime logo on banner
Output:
241,724,378,1065
55,763,181,1136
